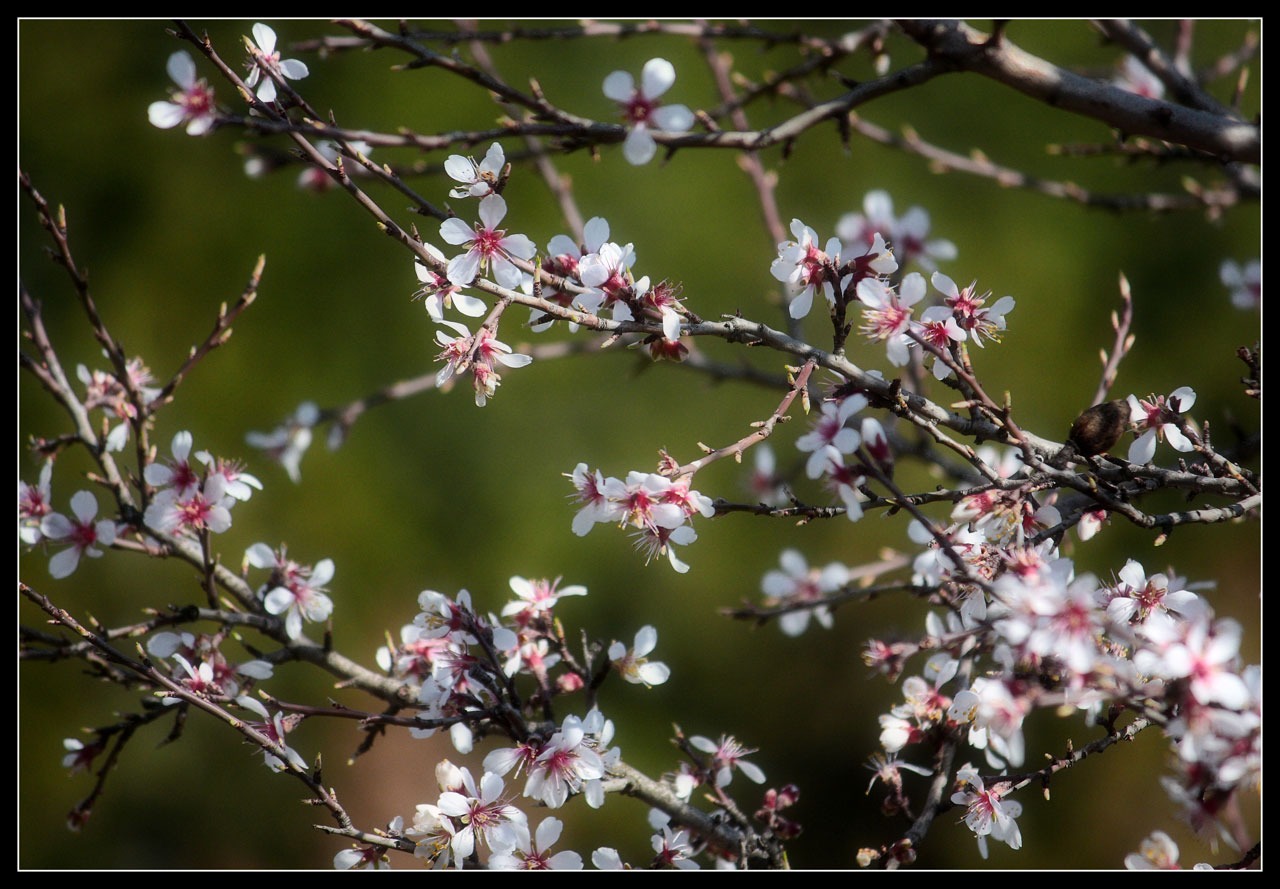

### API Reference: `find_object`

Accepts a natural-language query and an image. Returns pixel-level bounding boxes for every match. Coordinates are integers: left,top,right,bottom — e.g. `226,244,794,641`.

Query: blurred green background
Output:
20,20,1259,869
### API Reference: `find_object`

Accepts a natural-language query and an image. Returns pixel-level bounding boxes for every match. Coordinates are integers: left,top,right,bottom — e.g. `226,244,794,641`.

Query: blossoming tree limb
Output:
20,19,1258,869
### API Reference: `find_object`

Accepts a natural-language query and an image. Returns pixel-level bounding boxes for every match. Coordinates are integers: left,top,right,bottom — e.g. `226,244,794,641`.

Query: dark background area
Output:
20,19,1259,869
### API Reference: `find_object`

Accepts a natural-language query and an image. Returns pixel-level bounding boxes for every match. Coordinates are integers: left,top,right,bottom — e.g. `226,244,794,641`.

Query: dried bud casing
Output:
1068,399,1130,457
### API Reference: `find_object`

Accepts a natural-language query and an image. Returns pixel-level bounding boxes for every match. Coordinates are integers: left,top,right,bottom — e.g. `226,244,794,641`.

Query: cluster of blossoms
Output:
566,463,714,572
76,358,161,453
20,429,262,580
143,431,262,538
836,190,958,273
852,500,1259,859
793,390,889,521
145,629,275,704
362,580,758,870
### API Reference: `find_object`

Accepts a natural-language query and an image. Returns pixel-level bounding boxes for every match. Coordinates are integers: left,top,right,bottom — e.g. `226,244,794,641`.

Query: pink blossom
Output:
439,194,536,290
857,273,926,366
39,490,119,579
1126,386,1197,463
414,243,486,319
689,734,766,787
795,395,866,478
444,142,506,199
608,626,670,686
19,461,54,546
143,474,233,537
433,320,532,407
771,219,842,320
244,23,309,104
488,817,583,870
603,58,694,165
245,543,335,640
148,51,217,135
245,401,319,483
930,271,1015,348
951,763,1023,858
837,190,956,272
760,549,848,636
436,769,527,860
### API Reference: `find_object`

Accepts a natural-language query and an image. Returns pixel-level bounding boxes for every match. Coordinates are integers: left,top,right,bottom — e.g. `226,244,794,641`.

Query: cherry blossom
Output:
147,51,217,135
578,240,637,320
414,243,486,320
650,824,699,869
760,549,849,637
143,430,202,497
689,734,766,787
857,273,927,365
488,817,583,870
62,737,104,775
436,769,527,861
236,694,309,773
439,194,536,290
951,763,1023,858
530,217,612,330
930,271,1015,347
609,625,670,687
1101,559,1207,638
444,142,506,199
1123,830,1184,870
1219,258,1260,309
245,543,336,640
76,359,160,452
19,461,54,545
143,474,233,537
795,394,867,479
244,23,309,104
915,304,967,379
633,523,698,573
501,575,588,625
565,463,622,535
1126,386,1197,464
771,219,842,320
523,715,608,808
433,320,532,407
603,58,694,165
837,190,956,272
404,803,455,868
333,845,391,870
39,490,119,579
245,401,319,483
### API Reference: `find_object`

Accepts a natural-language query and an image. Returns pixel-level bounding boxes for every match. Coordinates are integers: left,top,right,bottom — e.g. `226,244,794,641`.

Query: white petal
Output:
602,70,635,102
251,23,277,54
443,154,475,183
278,59,309,81
49,547,82,579
640,58,676,98
477,193,508,230
166,51,196,88
148,101,185,129
652,104,694,132
439,217,475,246
623,126,657,165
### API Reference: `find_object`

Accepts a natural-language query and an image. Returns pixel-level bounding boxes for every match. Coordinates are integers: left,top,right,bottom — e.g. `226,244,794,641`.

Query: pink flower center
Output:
623,95,657,125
